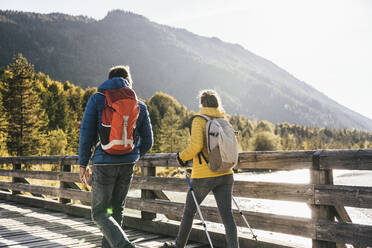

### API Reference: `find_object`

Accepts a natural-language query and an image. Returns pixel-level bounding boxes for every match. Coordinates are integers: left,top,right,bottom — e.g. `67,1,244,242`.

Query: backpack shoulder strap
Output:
188,114,210,135
96,89,105,96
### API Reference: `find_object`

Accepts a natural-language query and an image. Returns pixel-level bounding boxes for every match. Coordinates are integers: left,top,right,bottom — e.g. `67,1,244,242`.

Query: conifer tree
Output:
157,108,189,153
1,54,47,156
43,82,68,130
64,85,84,154
0,87,8,156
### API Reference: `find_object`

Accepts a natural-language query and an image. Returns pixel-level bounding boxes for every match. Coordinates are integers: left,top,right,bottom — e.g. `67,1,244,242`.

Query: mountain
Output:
1,9,372,131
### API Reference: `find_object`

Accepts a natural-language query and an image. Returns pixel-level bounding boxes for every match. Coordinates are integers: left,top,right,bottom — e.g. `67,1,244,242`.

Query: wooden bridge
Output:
0,150,372,248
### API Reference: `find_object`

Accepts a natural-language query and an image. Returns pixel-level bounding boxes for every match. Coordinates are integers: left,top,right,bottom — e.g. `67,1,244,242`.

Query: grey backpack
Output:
189,114,239,172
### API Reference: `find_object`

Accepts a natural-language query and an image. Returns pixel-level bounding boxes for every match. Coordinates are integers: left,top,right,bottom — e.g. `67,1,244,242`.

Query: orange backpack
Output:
97,87,140,155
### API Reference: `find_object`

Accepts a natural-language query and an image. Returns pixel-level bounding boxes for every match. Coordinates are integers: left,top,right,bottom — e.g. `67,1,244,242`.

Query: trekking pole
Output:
232,197,258,242
182,167,214,248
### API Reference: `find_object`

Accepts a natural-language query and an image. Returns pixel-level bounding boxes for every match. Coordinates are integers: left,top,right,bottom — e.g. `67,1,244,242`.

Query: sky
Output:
1,0,372,119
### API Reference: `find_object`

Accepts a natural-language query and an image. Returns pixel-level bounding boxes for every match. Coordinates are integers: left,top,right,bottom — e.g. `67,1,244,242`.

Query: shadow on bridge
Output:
0,200,102,247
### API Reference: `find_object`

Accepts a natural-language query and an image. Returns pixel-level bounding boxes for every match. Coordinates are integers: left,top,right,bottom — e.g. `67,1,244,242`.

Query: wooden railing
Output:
0,150,372,248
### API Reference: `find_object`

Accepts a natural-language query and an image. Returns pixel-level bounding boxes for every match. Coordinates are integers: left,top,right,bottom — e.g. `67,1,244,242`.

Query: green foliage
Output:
250,131,282,151
0,83,7,156
157,108,189,153
0,54,47,156
0,54,97,156
46,129,67,155
229,114,253,151
147,92,189,152
82,88,97,109
42,81,69,130
255,120,274,133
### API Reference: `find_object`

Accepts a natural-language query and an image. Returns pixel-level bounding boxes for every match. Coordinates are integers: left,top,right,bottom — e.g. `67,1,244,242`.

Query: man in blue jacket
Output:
78,65,153,248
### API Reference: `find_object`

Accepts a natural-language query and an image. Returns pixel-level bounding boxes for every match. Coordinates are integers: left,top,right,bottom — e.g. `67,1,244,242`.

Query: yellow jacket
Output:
179,107,233,179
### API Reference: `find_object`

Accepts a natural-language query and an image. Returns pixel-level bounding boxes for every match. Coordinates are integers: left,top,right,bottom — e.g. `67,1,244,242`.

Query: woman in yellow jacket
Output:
164,90,239,248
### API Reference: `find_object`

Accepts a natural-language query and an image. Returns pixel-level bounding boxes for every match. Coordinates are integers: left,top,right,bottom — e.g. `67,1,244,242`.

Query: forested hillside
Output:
1,10,372,131
1,55,372,158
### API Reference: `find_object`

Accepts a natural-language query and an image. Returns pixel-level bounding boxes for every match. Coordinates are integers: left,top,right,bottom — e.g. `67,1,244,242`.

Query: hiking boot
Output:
162,241,176,248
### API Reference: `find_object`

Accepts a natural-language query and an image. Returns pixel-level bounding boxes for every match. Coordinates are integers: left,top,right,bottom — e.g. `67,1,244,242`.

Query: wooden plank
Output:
18,178,43,198
236,150,314,170
325,172,352,224
310,153,336,248
127,197,372,246
132,177,315,203
141,167,157,220
0,155,78,165
59,163,71,204
3,193,371,247
316,220,372,247
0,219,97,239
318,149,372,170
131,176,188,191
12,163,21,195
0,218,94,236
136,153,179,168
0,225,101,247
152,190,182,221
123,215,300,248
0,170,80,182
233,181,314,203
125,197,315,238
1,149,371,170
0,191,91,219
0,182,91,202
0,199,208,248
315,184,372,209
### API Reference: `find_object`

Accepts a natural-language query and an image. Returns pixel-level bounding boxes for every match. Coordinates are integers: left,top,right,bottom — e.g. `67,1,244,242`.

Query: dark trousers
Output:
175,174,239,248
91,164,134,248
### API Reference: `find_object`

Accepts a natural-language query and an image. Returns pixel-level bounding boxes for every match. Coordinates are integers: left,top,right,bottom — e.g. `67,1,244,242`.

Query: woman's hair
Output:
199,89,222,109
108,65,133,86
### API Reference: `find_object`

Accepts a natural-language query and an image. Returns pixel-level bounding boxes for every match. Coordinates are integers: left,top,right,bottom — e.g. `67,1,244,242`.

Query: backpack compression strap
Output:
188,114,211,165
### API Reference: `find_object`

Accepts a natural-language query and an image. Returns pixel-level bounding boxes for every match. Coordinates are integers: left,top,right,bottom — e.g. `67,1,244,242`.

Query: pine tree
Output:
157,108,189,153
64,85,84,154
1,54,47,156
43,82,68,131
0,86,8,156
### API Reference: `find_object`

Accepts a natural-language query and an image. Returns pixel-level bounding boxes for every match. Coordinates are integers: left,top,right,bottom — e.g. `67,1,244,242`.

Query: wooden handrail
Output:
0,149,371,169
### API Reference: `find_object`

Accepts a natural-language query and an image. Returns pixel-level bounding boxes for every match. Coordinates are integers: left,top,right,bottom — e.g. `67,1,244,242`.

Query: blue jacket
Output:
78,77,153,167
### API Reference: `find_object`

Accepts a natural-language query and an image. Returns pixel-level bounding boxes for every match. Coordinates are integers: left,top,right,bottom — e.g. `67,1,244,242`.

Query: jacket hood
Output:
98,77,130,91
199,107,225,118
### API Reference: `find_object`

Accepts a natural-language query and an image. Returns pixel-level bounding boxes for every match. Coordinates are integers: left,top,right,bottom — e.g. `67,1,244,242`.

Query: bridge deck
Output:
0,200,207,248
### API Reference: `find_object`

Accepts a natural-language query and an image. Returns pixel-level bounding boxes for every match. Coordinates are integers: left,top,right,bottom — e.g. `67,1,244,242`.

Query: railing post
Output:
141,166,156,220
59,161,71,204
311,150,336,248
12,162,21,195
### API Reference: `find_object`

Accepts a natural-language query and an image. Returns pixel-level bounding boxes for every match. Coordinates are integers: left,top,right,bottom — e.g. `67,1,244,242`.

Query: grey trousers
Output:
175,174,239,248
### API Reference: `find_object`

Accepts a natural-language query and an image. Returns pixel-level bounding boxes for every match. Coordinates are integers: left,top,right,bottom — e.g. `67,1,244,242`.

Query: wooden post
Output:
141,166,156,220
311,150,336,248
59,162,71,204
12,163,22,195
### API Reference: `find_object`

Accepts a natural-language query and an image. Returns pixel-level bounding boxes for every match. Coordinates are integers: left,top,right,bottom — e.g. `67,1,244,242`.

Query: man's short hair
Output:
108,65,132,85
